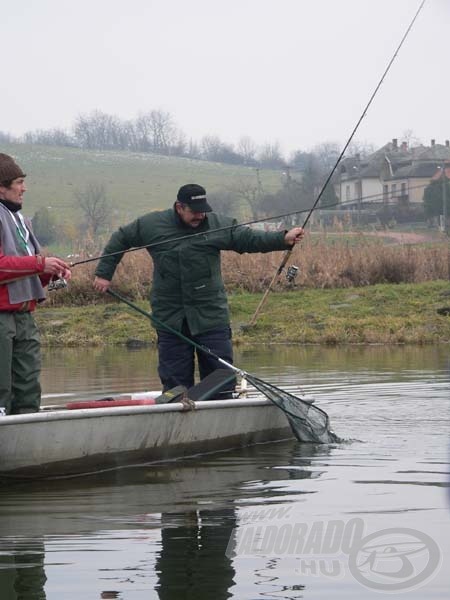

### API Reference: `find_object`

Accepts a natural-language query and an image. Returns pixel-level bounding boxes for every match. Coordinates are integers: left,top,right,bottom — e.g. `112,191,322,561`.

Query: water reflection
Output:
0,345,448,598
0,443,324,599
0,539,46,600
156,509,236,600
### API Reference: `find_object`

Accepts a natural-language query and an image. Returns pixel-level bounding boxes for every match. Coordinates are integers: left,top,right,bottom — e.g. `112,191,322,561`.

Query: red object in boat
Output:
67,394,157,410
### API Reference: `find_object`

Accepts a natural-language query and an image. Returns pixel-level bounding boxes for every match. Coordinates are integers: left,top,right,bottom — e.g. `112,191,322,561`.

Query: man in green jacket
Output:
94,184,304,393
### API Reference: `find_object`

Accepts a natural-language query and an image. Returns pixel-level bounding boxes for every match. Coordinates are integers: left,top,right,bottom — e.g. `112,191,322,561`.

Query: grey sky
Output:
2,0,449,155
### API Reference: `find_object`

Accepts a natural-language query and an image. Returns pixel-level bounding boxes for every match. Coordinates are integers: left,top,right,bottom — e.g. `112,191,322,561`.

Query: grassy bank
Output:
35,281,450,346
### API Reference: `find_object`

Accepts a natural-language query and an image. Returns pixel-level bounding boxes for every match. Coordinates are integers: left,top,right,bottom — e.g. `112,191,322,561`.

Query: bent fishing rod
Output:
7,2,427,286
68,178,430,270
247,0,426,326
68,3,426,282
105,288,335,444
0,179,431,291
67,193,372,268
104,287,311,401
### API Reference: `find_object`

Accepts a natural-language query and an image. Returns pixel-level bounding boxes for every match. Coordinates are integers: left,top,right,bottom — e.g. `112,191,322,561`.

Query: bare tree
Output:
135,109,178,153
73,183,112,234
347,140,376,158
171,131,187,156
226,179,261,219
257,142,285,168
150,109,176,152
400,129,422,148
200,135,225,160
134,113,152,151
73,111,125,150
290,149,315,170
289,146,336,207
311,141,341,173
186,138,201,159
0,131,17,143
200,135,242,164
121,119,139,151
23,128,74,147
207,190,241,216
237,136,257,164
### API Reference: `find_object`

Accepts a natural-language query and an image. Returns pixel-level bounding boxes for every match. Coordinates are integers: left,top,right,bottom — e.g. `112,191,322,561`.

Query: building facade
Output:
336,138,450,209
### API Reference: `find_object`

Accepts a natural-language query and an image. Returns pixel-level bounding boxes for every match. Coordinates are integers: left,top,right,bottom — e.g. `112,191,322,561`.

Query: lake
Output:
0,345,448,599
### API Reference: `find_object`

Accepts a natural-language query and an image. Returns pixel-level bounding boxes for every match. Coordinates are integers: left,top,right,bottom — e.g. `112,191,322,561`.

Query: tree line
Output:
1,108,392,246
1,108,374,170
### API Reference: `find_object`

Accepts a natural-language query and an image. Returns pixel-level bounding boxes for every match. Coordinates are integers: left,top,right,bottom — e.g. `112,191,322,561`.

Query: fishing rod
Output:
2,3,428,288
69,209,313,267
0,176,429,291
247,0,426,326
68,196,368,268
106,288,337,443
0,179,432,291
304,181,430,211
69,179,430,270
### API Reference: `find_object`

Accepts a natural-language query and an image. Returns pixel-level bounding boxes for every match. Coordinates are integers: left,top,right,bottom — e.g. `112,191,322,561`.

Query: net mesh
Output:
246,374,339,444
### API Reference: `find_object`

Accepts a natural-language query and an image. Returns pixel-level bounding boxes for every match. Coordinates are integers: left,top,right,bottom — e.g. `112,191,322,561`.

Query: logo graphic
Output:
227,516,441,593
348,527,441,592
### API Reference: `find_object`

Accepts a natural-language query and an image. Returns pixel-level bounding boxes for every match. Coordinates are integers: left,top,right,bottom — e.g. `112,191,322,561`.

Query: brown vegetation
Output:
46,234,449,307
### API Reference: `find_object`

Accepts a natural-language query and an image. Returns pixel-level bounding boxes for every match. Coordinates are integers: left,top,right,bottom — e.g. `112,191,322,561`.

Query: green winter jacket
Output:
95,206,290,335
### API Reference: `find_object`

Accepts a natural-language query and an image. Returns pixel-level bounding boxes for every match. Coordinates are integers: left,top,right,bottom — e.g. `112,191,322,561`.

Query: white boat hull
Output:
0,398,293,479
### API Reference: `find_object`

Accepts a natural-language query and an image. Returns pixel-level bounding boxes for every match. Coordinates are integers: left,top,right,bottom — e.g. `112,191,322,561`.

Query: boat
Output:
0,394,296,480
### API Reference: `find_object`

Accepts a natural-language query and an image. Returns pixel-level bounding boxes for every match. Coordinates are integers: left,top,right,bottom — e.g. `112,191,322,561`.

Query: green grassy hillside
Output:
1,143,283,224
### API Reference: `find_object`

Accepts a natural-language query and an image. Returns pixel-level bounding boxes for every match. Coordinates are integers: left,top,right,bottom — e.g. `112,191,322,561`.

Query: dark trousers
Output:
157,322,234,391
0,312,41,414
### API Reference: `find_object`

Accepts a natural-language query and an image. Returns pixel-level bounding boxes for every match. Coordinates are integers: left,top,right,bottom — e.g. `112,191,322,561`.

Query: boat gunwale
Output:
0,397,274,425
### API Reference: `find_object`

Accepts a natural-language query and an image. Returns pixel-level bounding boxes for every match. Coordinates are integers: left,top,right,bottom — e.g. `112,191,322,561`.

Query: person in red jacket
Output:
0,153,71,415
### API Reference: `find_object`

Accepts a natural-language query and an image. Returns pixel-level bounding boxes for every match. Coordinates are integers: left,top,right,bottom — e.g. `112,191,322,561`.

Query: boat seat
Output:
186,369,237,401
155,369,237,403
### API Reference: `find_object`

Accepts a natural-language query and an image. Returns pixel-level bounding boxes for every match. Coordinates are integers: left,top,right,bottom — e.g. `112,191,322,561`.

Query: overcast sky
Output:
2,0,449,155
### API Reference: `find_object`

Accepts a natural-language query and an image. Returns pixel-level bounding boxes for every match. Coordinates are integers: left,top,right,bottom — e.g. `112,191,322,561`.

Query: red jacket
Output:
0,252,51,311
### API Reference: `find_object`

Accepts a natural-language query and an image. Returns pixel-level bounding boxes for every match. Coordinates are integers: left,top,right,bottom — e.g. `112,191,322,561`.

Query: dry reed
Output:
46,235,449,306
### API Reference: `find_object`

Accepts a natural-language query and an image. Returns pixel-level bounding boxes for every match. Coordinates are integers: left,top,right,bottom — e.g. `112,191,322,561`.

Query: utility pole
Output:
443,161,448,235
356,153,362,227
442,162,450,282
255,168,262,194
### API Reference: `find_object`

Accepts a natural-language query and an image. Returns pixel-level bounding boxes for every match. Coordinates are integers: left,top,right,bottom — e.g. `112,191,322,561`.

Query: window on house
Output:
383,184,388,202
346,185,350,201
391,184,397,199
401,182,406,197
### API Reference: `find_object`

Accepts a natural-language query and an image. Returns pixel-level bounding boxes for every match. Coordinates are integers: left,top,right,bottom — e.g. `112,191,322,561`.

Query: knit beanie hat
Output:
0,154,26,184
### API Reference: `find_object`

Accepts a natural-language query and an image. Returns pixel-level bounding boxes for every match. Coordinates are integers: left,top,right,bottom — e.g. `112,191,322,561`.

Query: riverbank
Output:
36,281,450,346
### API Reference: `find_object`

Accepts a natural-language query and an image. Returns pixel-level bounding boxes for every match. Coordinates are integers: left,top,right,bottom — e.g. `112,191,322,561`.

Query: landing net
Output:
246,374,339,444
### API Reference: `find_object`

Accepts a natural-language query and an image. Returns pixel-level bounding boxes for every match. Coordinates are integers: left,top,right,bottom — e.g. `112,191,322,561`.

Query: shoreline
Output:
35,281,450,347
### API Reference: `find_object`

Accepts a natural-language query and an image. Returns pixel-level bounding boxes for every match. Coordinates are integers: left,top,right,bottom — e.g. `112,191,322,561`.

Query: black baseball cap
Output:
177,184,212,212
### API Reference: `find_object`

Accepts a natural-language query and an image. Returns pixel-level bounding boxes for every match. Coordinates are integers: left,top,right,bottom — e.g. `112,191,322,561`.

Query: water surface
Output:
0,345,448,599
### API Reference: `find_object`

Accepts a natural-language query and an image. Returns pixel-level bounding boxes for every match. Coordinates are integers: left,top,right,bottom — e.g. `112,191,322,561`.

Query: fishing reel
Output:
285,265,299,283
48,277,68,292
